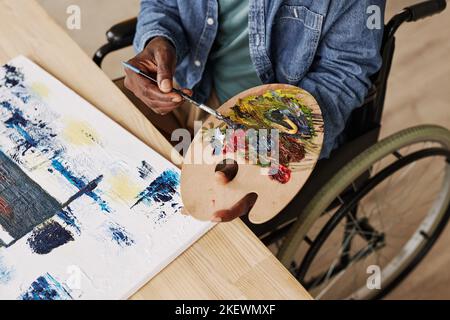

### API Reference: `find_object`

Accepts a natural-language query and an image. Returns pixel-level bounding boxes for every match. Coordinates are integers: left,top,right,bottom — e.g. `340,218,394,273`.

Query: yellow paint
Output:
31,82,50,98
63,119,100,146
271,117,298,134
107,172,142,202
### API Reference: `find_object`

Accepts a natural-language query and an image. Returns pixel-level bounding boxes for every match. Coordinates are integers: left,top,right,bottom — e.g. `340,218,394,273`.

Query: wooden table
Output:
0,0,311,300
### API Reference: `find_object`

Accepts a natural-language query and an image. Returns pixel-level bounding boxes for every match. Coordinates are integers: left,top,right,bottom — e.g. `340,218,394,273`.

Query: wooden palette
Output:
181,84,324,224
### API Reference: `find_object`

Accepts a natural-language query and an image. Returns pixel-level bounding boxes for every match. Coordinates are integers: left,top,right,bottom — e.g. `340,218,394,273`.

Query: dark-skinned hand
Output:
211,162,258,222
125,38,256,222
123,36,192,115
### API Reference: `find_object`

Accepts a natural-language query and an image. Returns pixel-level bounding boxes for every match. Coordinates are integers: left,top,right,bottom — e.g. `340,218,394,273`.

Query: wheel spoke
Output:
296,143,450,300
315,239,377,299
314,229,358,297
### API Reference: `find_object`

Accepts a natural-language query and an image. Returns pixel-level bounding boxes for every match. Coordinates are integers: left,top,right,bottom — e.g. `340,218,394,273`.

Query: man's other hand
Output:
211,162,258,222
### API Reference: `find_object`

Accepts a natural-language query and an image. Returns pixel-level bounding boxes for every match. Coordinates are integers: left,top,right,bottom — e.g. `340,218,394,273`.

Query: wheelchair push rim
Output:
277,125,450,299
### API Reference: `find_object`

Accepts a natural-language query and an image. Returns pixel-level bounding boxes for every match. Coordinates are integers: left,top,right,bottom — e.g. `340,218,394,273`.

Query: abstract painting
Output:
0,56,213,299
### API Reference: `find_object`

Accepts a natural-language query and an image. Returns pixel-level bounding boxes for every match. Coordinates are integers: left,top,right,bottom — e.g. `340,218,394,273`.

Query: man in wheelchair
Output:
123,0,385,222
112,0,449,299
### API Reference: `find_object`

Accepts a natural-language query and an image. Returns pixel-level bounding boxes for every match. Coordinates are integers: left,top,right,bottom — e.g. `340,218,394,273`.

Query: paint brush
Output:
122,62,237,128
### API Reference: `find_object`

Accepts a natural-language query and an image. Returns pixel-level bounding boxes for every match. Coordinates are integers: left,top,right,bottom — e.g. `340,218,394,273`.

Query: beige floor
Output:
37,0,450,299
382,0,450,300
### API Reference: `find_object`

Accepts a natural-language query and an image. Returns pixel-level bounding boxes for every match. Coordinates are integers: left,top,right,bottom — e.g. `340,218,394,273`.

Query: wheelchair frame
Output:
93,0,447,250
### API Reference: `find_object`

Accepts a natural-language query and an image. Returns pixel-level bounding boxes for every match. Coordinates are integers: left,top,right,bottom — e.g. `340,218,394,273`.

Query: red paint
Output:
223,130,246,154
269,165,291,184
0,197,12,218
217,130,294,184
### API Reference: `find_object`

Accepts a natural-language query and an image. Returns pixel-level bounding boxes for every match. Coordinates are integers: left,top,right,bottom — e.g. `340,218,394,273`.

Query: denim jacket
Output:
134,0,385,157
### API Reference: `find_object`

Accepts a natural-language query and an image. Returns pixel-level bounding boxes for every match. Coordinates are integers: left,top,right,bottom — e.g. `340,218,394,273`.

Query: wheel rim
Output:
298,146,450,299
279,126,450,298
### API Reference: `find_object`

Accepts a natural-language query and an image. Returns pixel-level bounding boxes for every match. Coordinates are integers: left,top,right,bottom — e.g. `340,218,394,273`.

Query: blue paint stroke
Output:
0,100,59,159
210,128,225,156
62,175,104,208
131,169,180,208
20,273,72,300
27,220,74,255
157,210,167,222
51,159,110,212
137,160,153,179
4,110,37,155
0,100,14,111
0,68,32,148
12,84,31,104
1,64,24,88
0,64,59,160
51,159,86,190
0,256,13,284
107,222,135,247
57,207,81,234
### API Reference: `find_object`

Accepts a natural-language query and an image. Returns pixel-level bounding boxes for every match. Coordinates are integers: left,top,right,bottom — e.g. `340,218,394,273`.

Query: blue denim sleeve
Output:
299,0,385,158
133,0,188,63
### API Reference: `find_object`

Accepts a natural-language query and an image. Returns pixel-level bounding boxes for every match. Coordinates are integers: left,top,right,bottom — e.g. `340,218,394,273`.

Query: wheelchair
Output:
94,0,449,299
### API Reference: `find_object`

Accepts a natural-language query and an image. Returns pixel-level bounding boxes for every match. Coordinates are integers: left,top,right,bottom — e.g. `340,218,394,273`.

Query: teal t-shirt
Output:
210,0,262,104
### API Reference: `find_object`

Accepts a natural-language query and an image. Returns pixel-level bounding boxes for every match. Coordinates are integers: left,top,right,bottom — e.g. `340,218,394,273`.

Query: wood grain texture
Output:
0,0,311,300
181,84,323,224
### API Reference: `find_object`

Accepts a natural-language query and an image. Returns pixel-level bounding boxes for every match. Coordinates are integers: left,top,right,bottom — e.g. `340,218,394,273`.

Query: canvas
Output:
0,56,213,299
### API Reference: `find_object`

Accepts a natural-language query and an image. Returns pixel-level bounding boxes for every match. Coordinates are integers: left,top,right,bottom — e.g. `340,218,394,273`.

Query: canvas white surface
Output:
0,56,213,300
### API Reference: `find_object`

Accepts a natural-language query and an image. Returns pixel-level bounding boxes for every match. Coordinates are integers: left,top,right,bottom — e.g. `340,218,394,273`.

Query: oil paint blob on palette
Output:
210,89,322,183
0,56,213,300
181,84,324,224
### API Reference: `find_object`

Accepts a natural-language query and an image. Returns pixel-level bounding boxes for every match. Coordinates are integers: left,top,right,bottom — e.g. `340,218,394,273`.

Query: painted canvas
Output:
0,56,213,299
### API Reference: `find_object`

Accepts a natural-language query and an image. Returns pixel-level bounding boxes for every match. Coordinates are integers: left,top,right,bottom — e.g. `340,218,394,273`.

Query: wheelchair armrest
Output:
405,0,446,22
93,18,137,67
106,18,137,45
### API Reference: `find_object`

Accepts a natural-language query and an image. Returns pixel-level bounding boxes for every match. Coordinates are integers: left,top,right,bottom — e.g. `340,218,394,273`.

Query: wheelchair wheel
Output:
277,125,450,299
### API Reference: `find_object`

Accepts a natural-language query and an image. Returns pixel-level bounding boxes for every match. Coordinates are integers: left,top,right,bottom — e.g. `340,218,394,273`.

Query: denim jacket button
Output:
194,60,201,67
207,18,214,25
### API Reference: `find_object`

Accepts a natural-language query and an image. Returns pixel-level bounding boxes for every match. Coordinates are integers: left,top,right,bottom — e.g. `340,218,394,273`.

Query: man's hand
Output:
211,163,258,222
124,37,192,115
